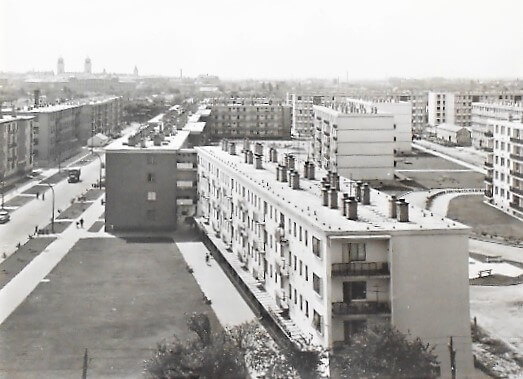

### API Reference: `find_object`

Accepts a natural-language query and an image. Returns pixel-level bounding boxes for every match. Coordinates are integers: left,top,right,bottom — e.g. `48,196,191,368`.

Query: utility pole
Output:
0,174,4,210
45,183,55,233
448,336,456,379
82,348,88,379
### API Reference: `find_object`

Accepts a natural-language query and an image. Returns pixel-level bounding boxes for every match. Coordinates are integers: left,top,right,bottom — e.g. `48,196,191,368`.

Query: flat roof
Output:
106,130,190,152
0,115,35,123
147,113,164,124
21,103,83,113
183,122,206,133
196,145,469,235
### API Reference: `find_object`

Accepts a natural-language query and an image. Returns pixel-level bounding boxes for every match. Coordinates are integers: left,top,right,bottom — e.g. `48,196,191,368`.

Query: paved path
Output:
412,142,485,174
177,242,255,327
0,190,105,325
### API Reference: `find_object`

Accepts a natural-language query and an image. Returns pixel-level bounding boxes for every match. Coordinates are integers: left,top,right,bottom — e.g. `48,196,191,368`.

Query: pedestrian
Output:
42,192,45,200
36,191,39,199
80,218,84,228
76,221,79,228
34,226,38,235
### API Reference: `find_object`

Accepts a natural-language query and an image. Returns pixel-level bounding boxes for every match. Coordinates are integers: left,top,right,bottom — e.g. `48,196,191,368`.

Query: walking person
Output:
79,218,84,228
42,192,45,201
36,191,39,199
34,225,38,235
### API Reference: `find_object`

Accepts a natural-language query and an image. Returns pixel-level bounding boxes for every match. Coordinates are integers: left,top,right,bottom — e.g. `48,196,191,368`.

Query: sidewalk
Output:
0,190,105,325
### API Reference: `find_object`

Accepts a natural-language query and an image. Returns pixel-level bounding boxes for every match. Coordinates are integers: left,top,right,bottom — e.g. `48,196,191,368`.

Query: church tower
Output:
57,57,65,75
133,65,139,76
84,56,92,74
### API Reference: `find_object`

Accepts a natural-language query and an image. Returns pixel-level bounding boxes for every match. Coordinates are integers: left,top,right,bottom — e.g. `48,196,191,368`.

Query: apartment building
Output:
0,114,35,182
312,105,395,180
196,141,473,376
482,102,523,220
428,91,523,128
105,130,197,231
471,102,523,149
208,98,291,140
81,96,123,142
286,94,340,137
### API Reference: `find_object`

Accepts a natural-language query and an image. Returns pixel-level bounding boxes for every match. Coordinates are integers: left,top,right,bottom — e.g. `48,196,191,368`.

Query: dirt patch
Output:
22,184,49,196
57,202,93,220
470,274,523,286
0,237,220,377
0,237,56,290
84,188,104,201
402,171,484,189
448,196,523,241
88,221,104,232
41,171,68,185
4,195,34,208
40,221,72,234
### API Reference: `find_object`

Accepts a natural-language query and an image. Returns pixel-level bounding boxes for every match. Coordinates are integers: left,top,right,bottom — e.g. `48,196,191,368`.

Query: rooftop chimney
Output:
254,142,263,155
243,138,250,151
388,195,397,218
281,165,288,182
287,155,295,170
271,148,278,163
247,150,254,164
304,161,310,179
290,171,300,189
321,187,329,206
355,181,363,202
228,142,236,155
347,197,358,220
328,189,338,209
396,199,409,222
341,193,349,216
254,154,262,169
308,162,315,180
362,183,370,205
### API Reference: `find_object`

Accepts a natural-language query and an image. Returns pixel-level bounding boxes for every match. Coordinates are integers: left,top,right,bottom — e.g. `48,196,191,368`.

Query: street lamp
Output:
92,152,103,188
0,174,5,210
45,183,55,233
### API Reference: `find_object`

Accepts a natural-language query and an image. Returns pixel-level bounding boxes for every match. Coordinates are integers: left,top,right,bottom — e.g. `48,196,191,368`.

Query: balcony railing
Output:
484,131,493,137
509,202,523,213
484,190,493,198
484,176,493,183
510,137,523,145
510,154,523,163
332,301,391,315
511,170,523,180
510,187,523,197
332,262,389,277
484,161,493,168
482,147,493,153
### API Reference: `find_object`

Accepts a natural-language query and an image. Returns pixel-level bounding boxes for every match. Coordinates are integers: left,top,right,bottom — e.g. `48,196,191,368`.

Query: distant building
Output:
313,105,395,180
84,57,92,74
105,130,197,231
471,102,523,149
87,133,110,148
196,141,474,376
208,98,291,140
286,94,337,137
435,123,471,146
0,114,35,182
481,102,523,220
57,57,65,75
133,66,139,76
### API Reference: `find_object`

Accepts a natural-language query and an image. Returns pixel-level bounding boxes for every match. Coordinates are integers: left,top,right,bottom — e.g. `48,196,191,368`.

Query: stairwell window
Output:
147,191,156,201
313,273,321,296
312,237,321,258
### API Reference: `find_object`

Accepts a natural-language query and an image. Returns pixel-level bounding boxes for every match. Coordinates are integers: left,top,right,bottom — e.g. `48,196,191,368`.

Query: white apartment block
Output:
428,91,523,128
287,94,339,138
482,103,523,220
471,102,523,149
196,141,473,377
312,105,395,180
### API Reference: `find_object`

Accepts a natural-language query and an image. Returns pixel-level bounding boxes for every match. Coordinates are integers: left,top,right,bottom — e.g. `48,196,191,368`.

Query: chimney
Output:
243,150,249,163
290,171,300,189
281,165,288,182
308,163,315,180
254,142,263,155
243,138,250,151
330,172,340,191
229,142,236,155
321,187,329,206
34,89,40,108
347,197,358,220
271,148,278,163
341,193,349,216
287,155,295,170
355,181,363,202
396,199,409,222
362,183,370,205
247,150,254,164
388,195,397,218
276,165,281,181
328,189,338,209
304,161,310,179
254,154,262,169
221,139,228,151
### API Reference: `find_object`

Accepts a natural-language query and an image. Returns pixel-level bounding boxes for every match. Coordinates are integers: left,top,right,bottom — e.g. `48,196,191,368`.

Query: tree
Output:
330,325,440,379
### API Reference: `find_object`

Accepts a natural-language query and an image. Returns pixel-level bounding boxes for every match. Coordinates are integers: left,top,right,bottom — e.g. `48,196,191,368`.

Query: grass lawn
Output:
57,202,93,220
22,184,48,196
0,237,220,378
0,237,56,290
403,171,484,189
41,171,68,185
4,195,34,208
396,154,468,170
84,188,104,201
447,195,523,240
87,221,104,232
40,221,72,234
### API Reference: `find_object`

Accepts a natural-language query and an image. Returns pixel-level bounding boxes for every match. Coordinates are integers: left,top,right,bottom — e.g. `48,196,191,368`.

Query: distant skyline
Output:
1,0,522,80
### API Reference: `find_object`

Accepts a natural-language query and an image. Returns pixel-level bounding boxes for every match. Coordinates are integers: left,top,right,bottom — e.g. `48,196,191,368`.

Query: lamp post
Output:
92,152,103,188
1,176,5,210
45,182,55,233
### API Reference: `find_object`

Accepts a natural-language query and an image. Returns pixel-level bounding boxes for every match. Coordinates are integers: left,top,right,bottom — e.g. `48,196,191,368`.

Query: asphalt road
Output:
0,156,104,258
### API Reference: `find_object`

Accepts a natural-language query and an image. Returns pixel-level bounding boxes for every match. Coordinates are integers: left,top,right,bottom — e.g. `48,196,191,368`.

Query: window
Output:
305,300,309,317
313,310,322,333
312,237,321,258
343,243,366,262
313,273,321,296
299,295,303,310
305,230,308,246
147,173,155,182
299,260,303,276
345,281,367,300
147,191,156,201
305,265,308,281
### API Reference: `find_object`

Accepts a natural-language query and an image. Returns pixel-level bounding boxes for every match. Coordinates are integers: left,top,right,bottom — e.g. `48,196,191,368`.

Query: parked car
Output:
0,210,10,224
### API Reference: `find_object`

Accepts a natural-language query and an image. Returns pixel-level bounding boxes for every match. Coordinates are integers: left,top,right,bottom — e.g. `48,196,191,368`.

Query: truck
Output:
67,168,81,183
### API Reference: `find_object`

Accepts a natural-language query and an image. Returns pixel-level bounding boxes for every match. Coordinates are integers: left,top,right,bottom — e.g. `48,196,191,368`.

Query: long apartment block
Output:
0,114,35,181
312,105,395,180
196,140,473,376
481,102,523,220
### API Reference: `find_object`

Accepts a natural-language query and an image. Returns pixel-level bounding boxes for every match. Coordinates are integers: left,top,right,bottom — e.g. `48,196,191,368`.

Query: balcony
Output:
482,147,493,153
484,190,493,198
510,187,523,197
484,176,493,183
331,262,389,277
484,131,493,137
484,161,493,169
511,170,523,180
510,154,523,163
332,301,391,315
510,137,523,145
509,202,523,213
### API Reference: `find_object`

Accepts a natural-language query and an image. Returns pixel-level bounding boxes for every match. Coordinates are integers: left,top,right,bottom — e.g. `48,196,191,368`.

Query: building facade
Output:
208,98,291,140
0,115,35,182
105,130,197,231
482,102,523,220
312,105,395,180
435,124,472,146
471,102,523,149
196,142,473,376
80,96,123,143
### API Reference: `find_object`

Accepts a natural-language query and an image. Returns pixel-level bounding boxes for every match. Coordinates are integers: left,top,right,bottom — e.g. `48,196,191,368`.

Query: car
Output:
0,210,10,224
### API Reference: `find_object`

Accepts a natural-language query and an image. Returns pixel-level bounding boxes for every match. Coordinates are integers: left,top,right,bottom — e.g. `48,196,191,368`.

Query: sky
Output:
1,0,522,80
